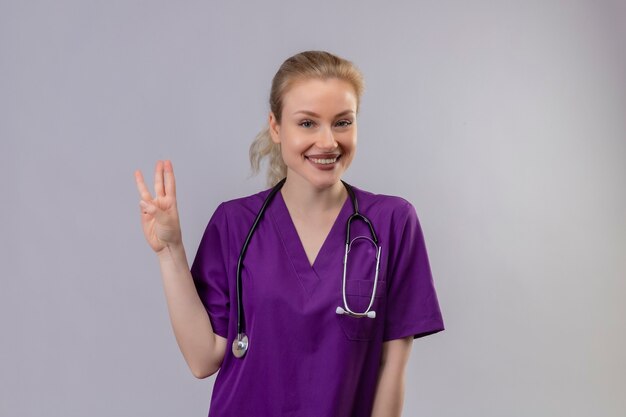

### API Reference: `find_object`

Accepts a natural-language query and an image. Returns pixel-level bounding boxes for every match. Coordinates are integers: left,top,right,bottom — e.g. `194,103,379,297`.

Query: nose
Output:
315,126,338,151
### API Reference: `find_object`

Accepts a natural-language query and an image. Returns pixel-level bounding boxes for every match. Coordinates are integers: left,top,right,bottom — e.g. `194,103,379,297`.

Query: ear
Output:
268,112,281,144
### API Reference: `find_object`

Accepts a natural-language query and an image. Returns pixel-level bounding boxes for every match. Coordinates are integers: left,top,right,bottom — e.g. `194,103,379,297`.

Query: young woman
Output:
134,50,444,417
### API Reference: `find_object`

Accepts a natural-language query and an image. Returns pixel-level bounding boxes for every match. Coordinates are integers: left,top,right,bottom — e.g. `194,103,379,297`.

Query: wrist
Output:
156,241,185,260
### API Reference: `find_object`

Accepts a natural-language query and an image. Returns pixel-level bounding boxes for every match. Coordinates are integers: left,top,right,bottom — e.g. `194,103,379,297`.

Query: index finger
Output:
134,169,154,201
163,160,176,198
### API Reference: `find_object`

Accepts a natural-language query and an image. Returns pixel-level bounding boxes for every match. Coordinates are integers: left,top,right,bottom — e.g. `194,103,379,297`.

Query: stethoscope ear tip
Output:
336,306,346,315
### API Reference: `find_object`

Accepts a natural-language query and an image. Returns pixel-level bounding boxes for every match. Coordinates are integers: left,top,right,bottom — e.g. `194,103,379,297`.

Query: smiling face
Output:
269,77,358,191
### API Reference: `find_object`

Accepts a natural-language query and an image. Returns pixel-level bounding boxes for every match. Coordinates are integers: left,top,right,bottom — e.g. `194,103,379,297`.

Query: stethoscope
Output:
232,177,382,358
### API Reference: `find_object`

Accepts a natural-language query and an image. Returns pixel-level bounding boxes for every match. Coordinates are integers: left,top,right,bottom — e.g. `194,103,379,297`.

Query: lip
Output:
305,153,342,171
305,153,341,159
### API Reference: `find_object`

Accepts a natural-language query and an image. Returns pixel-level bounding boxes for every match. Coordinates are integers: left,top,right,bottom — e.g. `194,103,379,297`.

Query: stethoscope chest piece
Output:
232,333,249,358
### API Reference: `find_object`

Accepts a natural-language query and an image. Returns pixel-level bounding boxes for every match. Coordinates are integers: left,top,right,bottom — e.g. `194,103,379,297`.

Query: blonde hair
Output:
249,50,365,187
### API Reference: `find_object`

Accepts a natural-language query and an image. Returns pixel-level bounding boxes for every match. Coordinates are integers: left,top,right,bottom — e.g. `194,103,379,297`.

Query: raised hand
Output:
134,160,183,254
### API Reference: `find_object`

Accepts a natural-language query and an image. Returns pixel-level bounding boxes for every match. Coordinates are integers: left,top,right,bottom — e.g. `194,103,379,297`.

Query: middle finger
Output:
154,160,165,198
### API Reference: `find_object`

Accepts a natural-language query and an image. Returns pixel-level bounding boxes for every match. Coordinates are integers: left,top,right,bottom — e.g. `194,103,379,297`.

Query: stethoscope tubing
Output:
235,177,286,345
340,240,381,318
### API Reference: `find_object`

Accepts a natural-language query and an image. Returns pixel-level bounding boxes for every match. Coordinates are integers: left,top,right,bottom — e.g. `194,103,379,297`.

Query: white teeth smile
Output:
308,156,339,164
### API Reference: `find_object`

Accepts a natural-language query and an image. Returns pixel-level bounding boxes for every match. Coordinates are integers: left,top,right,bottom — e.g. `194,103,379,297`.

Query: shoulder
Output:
347,184,425,241
349,184,417,221
216,187,272,217
200,187,275,244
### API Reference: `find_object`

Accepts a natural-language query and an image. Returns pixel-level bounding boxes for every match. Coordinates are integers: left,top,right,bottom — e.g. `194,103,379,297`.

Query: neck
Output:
280,173,348,214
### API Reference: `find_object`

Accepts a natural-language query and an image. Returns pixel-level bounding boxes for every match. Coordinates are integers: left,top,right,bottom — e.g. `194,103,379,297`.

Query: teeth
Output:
309,156,339,164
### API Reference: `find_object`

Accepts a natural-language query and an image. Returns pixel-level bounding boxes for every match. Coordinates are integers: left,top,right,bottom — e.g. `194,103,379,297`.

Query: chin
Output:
307,174,344,190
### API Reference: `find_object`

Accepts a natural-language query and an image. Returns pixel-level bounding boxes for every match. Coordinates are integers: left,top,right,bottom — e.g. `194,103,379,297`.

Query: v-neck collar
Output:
268,187,353,297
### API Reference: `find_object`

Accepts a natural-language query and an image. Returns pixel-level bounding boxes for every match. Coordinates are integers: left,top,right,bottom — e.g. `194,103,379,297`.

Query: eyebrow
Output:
292,109,355,117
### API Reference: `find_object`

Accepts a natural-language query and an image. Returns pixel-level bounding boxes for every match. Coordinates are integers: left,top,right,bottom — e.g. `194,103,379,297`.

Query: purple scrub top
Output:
190,184,444,417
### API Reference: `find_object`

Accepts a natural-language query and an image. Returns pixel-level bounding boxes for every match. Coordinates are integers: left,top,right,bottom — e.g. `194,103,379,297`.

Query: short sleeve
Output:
189,203,230,339
383,202,444,341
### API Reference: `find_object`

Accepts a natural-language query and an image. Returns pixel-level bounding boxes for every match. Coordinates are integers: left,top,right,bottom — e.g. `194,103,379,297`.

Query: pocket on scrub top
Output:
335,279,386,341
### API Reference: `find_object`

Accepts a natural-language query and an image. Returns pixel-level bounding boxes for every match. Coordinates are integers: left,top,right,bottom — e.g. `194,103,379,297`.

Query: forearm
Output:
157,243,219,378
370,361,406,417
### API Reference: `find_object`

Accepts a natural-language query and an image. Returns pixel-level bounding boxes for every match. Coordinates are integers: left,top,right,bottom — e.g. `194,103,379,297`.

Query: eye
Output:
299,120,315,128
336,120,353,128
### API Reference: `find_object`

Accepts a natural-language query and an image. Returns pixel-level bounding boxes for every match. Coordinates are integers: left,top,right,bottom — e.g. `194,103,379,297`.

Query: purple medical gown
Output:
190,184,444,417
